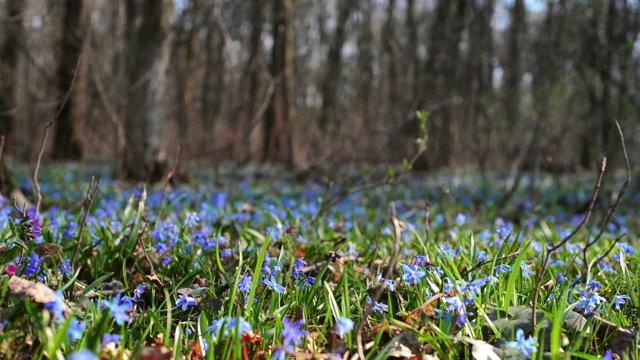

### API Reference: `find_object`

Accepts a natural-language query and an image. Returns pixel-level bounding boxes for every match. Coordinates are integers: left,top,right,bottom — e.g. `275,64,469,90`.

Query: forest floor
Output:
0,164,638,359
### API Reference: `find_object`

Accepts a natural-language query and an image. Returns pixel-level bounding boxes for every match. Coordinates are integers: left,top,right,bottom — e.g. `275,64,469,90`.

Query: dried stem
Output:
356,202,402,360
311,130,428,225
581,120,631,271
531,157,606,328
33,120,54,217
155,144,182,227
137,220,155,275
460,250,522,278
71,176,102,267
33,52,82,217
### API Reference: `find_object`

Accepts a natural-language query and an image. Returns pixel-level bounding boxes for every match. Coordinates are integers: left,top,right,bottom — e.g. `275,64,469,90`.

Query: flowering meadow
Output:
0,165,638,359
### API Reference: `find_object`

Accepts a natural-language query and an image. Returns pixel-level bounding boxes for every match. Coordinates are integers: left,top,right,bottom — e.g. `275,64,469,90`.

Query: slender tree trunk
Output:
318,0,354,134
264,0,299,166
247,0,265,163
123,0,172,182
0,0,22,157
52,0,85,160
504,0,526,154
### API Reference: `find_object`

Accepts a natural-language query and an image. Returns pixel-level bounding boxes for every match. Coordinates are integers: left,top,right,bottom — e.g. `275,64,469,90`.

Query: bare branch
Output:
71,176,102,267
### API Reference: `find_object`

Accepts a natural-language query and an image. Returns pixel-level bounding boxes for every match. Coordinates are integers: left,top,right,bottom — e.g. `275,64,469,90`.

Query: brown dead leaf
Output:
188,340,203,360
9,276,58,304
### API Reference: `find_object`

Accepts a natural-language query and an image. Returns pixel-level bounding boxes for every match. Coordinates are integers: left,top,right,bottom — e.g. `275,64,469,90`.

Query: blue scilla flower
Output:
176,293,197,311
506,328,537,359
400,263,426,285
103,294,132,325
336,317,354,338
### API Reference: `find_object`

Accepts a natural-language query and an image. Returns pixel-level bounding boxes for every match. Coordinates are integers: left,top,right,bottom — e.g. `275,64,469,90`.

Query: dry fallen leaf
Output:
9,276,57,304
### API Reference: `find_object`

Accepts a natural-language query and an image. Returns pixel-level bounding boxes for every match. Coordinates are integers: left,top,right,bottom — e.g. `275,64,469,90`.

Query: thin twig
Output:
71,176,101,267
581,120,631,272
155,144,182,227
33,51,82,217
356,202,402,360
137,220,155,275
424,198,431,240
311,130,428,225
460,250,522,278
34,120,54,217
531,157,606,328
593,233,626,268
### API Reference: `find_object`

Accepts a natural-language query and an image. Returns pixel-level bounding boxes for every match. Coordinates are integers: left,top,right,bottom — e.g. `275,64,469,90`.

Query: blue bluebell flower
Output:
44,291,66,320
103,294,132,325
612,295,631,311
506,328,537,359
366,297,388,314
176,293,197,311
336,317,354,338
263,276,286,294
102,333,121,346
400,264,426,285
59,258,73,276
68,317,86,341
69,350,98,360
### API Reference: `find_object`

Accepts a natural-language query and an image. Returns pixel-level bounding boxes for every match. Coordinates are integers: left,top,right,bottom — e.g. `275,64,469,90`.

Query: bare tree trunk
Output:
318,0,354,134
52,0,85,160
425,0,466,167
123,0,172,182
0,0,22,157
264,0,299,166
247,0,266,163
504,0,526,154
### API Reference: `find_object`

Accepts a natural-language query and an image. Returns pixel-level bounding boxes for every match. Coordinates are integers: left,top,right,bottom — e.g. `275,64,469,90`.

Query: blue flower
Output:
576,290,607,315
586,280,602,291
69,350,98,360
102,333,121,346
68,317,86,341
292,258,307,280
400,263,426,285
184,212,200,228
25,252,43,277
366,297,388,314
162,256,172,267
133,284,146,299
612,295,631,311
103,294,132,325
59,258,73,276
520,262,534,279
506,328,537,359
556,274,568,283
176,293,197,311
336,317,354,338
263,276,286,294
44,291,66,320
207,317,253,340
495,264,511,276
220,248,232,258
281,317,308,351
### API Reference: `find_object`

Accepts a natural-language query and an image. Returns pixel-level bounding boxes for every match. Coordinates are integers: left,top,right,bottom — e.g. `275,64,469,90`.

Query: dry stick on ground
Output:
530,157,607,328
33,53,82,218
580,120,631,272
155,144,182,227
356,202,402,360
71,176,102,267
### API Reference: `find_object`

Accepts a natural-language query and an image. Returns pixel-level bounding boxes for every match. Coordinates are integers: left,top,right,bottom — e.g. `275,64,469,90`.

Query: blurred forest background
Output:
1,0,640,181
